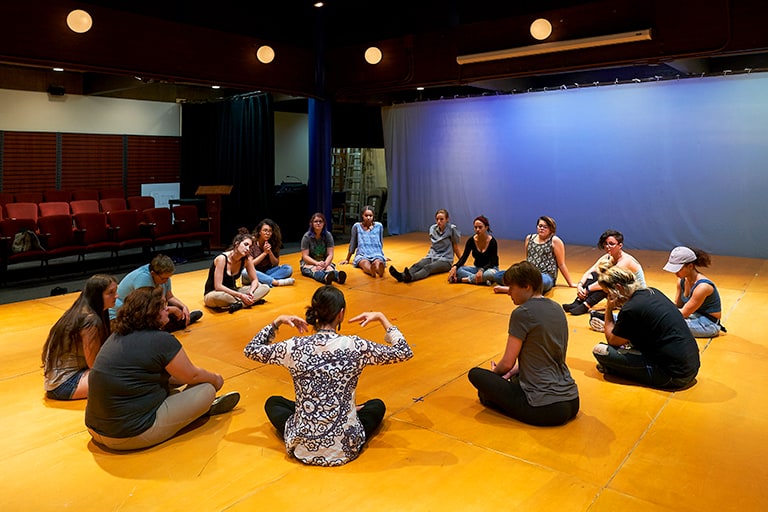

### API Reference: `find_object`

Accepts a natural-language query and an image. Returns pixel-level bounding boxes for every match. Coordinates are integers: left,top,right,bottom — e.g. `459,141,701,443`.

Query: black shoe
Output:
403,267,413,283
325,272,337,285
590,311,605,321
389,266,404,282
228,301,243,314
570,302,589,316
208,391,240,416
337,270,347,284
595,364,609,375
189,310,203,324
253,298,266,306
562,301,578,312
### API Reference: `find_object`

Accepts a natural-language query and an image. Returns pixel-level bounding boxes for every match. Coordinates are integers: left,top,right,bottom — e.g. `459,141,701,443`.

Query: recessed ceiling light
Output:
66,9,93,33
52,67,64,72
211,85,221,89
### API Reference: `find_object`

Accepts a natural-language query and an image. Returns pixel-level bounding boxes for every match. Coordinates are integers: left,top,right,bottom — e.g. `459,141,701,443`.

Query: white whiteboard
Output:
141,182,180,208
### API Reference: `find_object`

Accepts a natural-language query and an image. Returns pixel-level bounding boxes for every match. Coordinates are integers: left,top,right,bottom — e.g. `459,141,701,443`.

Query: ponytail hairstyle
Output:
473,214,491,233
305,285,346,331
227,228,255,251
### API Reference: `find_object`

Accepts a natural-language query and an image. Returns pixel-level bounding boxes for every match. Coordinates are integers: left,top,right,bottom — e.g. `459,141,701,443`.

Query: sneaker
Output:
337,270,347,284
324,272,337,285
403,267,413,283
189,310,203,324
590,311,605,321
275,278,295,286
595,364,609,375
589,316,605,332
228,301,243,314
208,391,240,416
389,266,404,282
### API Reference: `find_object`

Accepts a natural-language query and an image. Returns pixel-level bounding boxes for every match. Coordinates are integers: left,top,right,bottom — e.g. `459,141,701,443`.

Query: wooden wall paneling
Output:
60,133,123,193
126,136,181,197
1,131,57,193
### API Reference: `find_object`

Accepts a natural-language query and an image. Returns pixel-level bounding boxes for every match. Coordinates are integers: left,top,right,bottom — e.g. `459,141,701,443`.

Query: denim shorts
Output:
46,369,87,400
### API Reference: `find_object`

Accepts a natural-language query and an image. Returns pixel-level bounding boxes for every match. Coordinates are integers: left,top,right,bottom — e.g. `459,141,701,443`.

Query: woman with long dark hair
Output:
42,274,117,400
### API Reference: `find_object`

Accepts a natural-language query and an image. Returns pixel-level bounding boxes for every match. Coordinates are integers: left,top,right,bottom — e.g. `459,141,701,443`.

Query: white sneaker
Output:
589,316,605,332
275,278,295,286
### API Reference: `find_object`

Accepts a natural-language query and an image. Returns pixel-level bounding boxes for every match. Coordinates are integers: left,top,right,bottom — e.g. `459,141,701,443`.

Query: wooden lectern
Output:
195,185,232,249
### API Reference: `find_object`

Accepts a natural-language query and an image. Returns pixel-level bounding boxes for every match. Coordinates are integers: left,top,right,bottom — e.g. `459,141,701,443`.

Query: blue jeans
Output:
300,263,340,283
592,344,696,389
242,264,293,286
541,273,554,294
46,369,87,400
686,313,721,338
456,265,501,284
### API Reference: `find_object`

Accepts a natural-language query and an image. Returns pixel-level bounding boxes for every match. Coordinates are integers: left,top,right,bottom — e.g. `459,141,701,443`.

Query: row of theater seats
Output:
0,204,212,276
0,196,158,221
0,188,126,206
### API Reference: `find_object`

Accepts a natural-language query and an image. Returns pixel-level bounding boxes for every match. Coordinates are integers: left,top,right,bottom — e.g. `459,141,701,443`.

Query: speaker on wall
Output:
47,85,66,96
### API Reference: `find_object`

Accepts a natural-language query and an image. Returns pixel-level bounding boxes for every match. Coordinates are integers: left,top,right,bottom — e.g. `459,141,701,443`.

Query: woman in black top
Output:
448,215,500,285
592,261,700,389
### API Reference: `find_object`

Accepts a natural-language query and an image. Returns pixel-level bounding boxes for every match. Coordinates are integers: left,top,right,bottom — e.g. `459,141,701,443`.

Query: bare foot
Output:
493,285,509,294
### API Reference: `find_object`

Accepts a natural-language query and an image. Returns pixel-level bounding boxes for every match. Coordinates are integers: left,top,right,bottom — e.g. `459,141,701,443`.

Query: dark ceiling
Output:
2,0,768,107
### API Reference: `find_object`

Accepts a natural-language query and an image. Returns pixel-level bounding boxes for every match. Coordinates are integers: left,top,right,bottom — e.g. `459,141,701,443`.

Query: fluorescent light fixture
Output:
457,29,652,65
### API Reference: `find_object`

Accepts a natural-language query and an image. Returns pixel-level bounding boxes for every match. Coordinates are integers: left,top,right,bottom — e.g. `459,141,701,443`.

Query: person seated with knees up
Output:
467,261,579,426
391,208,461,283
42,274,117,400
591,261,700,390
111,254,202,332
244,285,412,466
341,205,387,278
445,214,498,286
563,229,645,316
86,286,240,451
663,246,725,338
299,212,346,285
241,218,295,288
204,229,270,313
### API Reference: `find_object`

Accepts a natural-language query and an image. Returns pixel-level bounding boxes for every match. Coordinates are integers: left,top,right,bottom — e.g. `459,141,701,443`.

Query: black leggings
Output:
468,368,579,427
264,395,386,439
582,271,607,306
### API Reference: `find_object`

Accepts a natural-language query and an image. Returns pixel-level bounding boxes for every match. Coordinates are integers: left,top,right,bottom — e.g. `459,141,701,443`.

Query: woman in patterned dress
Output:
244,285,413,466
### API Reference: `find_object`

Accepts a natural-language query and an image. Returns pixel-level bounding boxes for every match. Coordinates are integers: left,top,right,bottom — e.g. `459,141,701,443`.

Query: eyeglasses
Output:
260,228,272,233
312,220,324,224
536,224,549,229
604,242,619,247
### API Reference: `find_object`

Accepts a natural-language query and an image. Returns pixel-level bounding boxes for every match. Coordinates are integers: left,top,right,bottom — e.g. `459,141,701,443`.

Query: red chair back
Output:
39,202,70,217
70,200,100,215
5,202,39,222
127,196,155,212
100,198,127,213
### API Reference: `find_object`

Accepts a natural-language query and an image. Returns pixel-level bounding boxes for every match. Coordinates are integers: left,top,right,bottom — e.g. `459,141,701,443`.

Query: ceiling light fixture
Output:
529,18,552,40
52,67,64,72
66,9,93,33
256,45,275,64
456,29,652,65
365,47,383,65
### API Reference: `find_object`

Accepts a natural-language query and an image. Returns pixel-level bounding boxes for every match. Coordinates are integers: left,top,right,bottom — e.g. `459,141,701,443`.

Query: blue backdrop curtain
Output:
181,93,274,243
383,74,768,259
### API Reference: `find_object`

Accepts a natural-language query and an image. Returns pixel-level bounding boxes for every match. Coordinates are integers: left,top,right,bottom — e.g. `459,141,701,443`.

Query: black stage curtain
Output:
181,93,274,245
